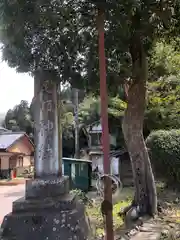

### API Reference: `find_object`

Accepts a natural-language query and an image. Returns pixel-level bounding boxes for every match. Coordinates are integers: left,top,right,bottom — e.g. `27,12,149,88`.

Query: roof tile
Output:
0,132,24,149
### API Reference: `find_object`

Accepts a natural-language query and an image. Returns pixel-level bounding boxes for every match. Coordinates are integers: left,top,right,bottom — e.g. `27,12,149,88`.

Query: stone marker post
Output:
34,70,59,178
0,69,89,240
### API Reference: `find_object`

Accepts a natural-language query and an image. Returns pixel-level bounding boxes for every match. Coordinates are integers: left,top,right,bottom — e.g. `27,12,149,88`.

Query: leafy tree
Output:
145,75,180,136
78,95,126,149
79,74,180,147
4,100,33,134
149,41,180,80
144,41,180,135
1,0,180,215
0,113,5,126
61,86,86,104
78,95,100,125
79,94,126,124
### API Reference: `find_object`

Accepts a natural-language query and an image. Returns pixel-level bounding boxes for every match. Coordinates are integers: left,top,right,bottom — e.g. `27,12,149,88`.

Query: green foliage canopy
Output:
78,95,126,124
149,41,180,79
0,0,179,92
145,76,180,134
4,100,33,134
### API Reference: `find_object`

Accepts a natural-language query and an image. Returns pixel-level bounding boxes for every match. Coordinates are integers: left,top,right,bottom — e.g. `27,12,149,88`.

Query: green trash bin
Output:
62,158,92,192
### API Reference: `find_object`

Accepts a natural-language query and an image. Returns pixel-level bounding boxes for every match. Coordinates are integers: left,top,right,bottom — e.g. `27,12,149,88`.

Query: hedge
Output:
146,129,180,184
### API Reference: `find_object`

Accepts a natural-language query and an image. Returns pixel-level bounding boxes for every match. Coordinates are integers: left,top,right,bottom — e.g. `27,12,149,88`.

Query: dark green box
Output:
63,158,92,192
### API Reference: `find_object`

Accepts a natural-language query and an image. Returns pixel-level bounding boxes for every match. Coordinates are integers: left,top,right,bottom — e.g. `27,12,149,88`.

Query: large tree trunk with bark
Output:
122,39,157,216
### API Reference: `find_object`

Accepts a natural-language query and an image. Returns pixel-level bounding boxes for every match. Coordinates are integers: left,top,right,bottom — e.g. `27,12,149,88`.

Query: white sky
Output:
0,53,34,113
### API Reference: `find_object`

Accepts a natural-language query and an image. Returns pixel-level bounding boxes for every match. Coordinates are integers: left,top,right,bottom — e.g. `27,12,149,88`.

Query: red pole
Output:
97,8,114,240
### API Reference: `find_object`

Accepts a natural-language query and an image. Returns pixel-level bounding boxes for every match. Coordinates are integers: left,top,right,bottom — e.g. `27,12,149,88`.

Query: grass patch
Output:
86,200,131,236
86,188,133,237
71,188,133,236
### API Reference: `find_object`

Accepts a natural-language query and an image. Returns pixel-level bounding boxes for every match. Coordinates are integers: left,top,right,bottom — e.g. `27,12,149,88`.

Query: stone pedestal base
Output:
1,177,90,240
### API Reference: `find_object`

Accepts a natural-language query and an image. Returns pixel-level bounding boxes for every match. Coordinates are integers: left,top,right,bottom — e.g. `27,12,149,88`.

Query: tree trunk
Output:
122,42,157,215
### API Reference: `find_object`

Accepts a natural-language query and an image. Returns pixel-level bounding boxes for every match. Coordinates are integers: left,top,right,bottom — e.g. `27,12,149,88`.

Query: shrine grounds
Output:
0,182,180,239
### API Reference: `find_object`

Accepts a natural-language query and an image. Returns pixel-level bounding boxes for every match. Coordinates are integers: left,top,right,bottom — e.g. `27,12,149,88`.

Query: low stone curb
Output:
0,179,26,186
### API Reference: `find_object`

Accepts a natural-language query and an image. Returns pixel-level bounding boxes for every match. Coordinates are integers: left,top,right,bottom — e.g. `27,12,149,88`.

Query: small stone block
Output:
25,176,69,200
1,196,90,240
13,194,77,213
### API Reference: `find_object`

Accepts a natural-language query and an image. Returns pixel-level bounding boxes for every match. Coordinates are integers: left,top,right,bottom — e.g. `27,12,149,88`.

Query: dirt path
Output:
0,184,25,224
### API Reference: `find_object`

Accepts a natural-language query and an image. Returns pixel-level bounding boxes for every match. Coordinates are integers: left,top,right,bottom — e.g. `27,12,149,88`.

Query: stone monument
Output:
0,70,89,240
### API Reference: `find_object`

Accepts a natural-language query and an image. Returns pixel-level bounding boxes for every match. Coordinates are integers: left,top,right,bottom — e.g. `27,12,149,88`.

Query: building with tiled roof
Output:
0,130,34,179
